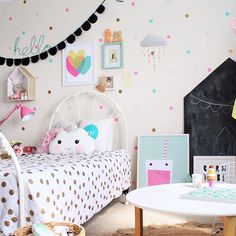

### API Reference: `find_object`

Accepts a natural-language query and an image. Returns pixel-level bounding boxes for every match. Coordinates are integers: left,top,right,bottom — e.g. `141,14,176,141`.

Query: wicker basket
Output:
13,222,85,236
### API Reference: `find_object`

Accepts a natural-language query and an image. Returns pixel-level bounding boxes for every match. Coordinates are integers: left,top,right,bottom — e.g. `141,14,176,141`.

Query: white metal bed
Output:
0,91,129,231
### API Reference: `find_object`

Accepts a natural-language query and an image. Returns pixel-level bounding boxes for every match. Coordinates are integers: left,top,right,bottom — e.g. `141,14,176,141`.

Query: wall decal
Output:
140,33,167,72
14,35,50,57
0,0,106,67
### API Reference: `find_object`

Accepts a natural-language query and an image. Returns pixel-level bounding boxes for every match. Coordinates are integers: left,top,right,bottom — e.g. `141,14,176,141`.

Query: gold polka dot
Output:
11,217,17,222
26,217,30,222
28,179,33,184
152,128,156,133
8,209,13,215
30,210,34,216
51,212,55,218
9,189,14,195
116,18,120,22
46,197,50,202
228,49,233,53
21,127,25,131
49,26,53,30
40,179,43,184
2,197,6,203
4,221,10,226
118,89,122,94
41,208,45,214
1,182,6,187
185,13,189,18
36,192,40,198
46,180,49,185
28,194,33,200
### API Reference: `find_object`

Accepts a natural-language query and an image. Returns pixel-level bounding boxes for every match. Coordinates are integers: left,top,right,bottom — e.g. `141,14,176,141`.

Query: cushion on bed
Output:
37,128,62,153
49,128,95,155
80,118,113,152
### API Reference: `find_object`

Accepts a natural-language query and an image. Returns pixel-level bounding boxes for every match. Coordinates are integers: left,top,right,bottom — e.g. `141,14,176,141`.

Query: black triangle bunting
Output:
0,1,106,66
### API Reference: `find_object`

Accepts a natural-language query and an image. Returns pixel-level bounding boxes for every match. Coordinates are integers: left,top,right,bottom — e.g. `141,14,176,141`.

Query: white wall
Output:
0,0,236,186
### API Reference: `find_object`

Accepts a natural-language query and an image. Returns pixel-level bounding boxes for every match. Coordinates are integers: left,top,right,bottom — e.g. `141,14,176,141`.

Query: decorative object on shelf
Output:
112,30,123,42
102,43,123,69
207,164,217,187
63,42,96,86
11,141,24,156
96,75,116,92
0,0,106,67
7,67,36,101
232,98,236,119
140,33,167,72
0,103,35,127
230,19,236,33
137,134,189,188
104,28,112,43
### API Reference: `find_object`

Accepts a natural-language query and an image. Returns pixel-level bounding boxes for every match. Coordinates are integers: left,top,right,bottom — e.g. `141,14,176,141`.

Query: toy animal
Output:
104,28,112,43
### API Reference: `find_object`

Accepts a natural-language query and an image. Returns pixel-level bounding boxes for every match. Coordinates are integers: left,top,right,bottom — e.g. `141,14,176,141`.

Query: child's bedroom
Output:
0,0,236,236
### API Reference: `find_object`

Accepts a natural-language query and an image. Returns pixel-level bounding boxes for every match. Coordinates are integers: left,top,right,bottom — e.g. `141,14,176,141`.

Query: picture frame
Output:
62,42,96,86
137,134,189,188
105,75,116,90
102,43,123,69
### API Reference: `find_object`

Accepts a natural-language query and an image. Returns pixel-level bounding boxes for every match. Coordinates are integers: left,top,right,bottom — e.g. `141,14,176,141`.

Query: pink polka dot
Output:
99,105,103,109
134,145,138,150
9,16,13,21
65,8,69,12
99,38,103,43
166,34,171,39
33,107,37,111
35,45,38,49
134,71,138,76
131,2,135,6
207,67,212,72
169,106,173,111
114,117,119,122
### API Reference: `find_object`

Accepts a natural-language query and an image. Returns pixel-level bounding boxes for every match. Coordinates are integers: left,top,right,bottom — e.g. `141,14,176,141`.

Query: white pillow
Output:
80,118,113,152
49,128,95,155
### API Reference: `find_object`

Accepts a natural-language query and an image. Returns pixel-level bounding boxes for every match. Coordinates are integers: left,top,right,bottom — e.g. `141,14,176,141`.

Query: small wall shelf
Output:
7,67,36,101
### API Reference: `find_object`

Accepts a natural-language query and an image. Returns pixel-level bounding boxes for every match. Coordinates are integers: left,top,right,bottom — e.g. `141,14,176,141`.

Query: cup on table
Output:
192,173,203,188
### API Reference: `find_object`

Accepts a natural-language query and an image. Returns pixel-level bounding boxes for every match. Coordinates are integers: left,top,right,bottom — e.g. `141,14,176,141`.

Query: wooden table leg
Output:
135,207,143,236
224,216,236,236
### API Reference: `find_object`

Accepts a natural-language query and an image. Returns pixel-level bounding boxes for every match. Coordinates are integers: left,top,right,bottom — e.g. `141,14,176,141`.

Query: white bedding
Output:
0,150,131,236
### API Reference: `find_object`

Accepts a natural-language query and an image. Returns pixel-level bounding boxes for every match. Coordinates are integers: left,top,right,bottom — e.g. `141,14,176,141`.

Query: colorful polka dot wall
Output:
0,1,235,182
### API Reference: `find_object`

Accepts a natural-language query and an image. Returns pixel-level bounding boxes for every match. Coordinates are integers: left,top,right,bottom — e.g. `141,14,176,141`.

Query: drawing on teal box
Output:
137,134,189,188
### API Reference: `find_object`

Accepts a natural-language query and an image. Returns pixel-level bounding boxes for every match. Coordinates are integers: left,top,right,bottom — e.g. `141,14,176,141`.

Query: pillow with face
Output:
49,128,95,155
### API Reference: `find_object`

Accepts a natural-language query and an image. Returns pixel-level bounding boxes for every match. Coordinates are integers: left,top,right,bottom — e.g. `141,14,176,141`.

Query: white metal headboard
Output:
49,91,128,150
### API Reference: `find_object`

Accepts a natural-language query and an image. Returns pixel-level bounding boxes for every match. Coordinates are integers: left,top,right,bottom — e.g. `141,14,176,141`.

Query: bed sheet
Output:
0,150,131,236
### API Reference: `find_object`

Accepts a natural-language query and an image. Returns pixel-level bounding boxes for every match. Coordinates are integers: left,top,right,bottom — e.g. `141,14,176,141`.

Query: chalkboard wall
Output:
184,58,236,173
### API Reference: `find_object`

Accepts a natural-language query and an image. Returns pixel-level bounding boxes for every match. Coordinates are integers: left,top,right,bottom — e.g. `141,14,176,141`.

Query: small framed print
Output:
102,43,123,69
105,76,116,90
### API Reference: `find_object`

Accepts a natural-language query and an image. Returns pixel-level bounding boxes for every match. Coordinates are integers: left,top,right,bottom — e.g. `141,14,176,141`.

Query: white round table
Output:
127,183,236,236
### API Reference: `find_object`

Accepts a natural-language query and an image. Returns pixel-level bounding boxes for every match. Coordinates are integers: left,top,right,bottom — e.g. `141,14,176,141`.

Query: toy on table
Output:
207,165,216,187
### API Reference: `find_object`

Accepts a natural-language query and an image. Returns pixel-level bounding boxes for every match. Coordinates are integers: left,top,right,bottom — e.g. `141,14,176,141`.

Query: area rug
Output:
111,221,224,236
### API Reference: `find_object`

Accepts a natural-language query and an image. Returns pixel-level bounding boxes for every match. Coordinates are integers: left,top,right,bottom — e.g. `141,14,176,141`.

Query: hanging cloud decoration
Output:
140,33,167,47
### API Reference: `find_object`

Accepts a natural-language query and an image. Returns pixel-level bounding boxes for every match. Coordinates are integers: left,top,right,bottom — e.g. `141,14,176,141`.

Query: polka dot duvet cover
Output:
0,150,131,236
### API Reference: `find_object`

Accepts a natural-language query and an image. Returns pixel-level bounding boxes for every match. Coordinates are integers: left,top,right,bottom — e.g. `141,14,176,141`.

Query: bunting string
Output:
190,94,234,115
0,0,106,67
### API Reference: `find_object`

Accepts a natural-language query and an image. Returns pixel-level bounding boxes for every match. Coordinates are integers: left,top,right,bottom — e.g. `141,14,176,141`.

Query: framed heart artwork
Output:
62,42,96,86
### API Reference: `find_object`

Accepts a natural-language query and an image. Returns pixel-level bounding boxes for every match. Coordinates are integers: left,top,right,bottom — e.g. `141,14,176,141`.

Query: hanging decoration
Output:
190,95,234,115
0,0,106,67
140,33,167,72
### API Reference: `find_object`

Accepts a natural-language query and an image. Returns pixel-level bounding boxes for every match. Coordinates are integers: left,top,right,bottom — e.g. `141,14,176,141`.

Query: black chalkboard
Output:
184,58,236,174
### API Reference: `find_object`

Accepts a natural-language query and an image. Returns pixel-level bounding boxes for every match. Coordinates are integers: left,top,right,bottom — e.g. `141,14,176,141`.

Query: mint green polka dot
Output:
149,19,155,24
152,89,157,94
49,59,53,63
225,11,230,16
22,31,26,35
186,50,191,55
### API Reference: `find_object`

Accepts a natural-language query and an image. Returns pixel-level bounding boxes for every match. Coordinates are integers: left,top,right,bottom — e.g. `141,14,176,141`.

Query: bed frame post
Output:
0,131,25,227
